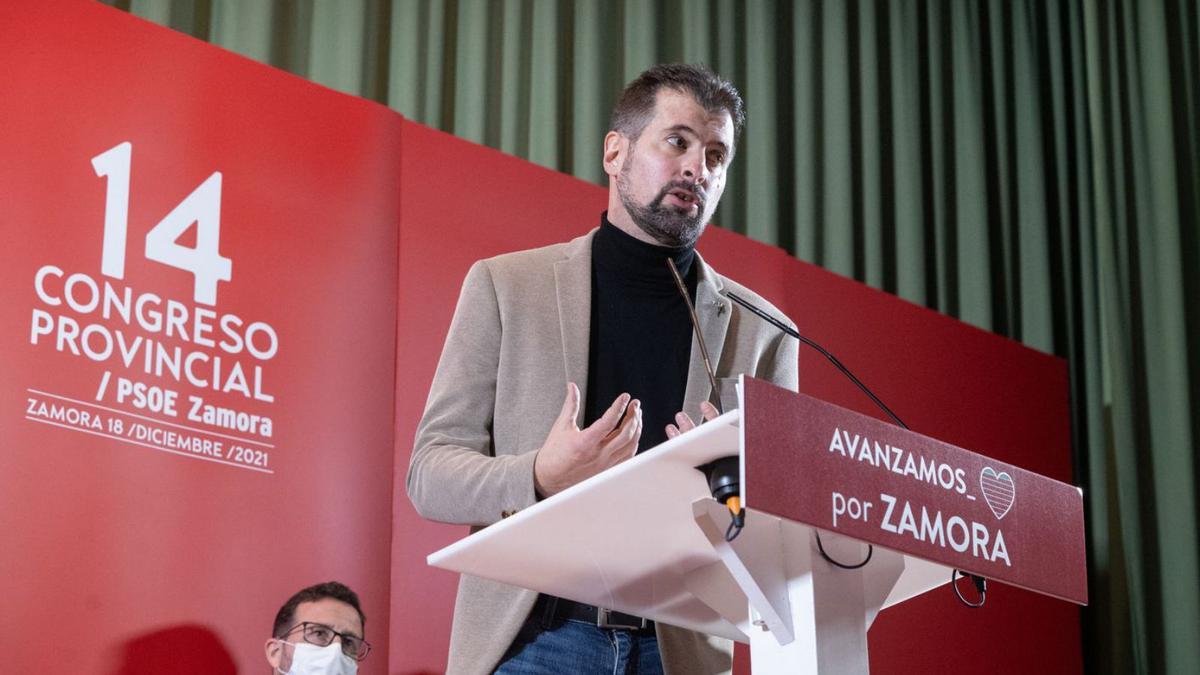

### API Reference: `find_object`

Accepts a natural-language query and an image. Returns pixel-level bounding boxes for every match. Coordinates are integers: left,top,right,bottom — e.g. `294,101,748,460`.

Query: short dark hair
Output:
272,581,366,638
609,63,745,147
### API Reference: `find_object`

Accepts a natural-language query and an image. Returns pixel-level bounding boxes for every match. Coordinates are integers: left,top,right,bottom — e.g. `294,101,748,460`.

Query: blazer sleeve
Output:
755,319,800,392
406,260,539,526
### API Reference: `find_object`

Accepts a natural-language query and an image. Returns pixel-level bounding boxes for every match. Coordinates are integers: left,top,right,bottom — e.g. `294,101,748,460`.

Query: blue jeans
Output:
494,610,664,675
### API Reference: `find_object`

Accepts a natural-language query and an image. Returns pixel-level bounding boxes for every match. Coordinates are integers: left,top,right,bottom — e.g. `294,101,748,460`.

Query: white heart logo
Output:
979,467,1015,520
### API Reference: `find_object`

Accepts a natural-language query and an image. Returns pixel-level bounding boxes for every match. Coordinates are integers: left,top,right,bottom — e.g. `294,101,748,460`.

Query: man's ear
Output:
265,638,284,670
602,131,625,178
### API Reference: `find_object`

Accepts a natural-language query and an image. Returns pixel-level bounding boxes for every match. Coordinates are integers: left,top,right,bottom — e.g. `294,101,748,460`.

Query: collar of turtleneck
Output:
593,212,697,291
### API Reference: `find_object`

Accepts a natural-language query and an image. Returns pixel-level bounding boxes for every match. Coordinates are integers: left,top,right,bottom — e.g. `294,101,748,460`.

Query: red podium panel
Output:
743,377,1086,604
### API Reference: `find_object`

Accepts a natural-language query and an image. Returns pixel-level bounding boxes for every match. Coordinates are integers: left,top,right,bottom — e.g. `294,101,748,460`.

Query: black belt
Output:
536,596,655,633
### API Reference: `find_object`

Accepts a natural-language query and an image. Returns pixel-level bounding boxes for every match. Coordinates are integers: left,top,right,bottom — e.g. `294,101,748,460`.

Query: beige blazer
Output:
407,229,799,675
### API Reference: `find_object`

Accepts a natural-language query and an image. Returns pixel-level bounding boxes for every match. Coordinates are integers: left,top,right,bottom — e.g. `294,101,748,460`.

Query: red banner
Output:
1,2,399,672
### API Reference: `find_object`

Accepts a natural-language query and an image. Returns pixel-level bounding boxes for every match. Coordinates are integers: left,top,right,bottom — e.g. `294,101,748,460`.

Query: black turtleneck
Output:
584,213,698,453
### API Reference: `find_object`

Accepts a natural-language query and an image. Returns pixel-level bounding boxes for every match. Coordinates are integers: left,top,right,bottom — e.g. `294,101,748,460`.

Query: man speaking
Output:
408,63,798,674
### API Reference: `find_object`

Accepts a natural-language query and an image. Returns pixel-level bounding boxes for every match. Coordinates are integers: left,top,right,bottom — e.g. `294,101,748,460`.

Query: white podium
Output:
429,377,1087,673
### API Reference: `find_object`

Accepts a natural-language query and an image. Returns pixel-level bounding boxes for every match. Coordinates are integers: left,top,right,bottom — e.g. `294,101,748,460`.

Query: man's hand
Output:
533,383,642,498
664,400,721,439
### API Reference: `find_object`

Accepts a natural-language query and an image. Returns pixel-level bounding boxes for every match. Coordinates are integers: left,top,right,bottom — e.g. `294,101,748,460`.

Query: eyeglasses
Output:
282,621,372,661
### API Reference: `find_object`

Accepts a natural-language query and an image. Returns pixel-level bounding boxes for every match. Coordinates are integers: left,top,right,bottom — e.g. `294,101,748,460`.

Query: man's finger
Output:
700,400,720,422
600,397,638,440
584,393,631,441
604,398,641,440
557,382,581,428
674,411,698,433
625,413,643,456
606,407,642,456
665,424,680,439
618,402,642,442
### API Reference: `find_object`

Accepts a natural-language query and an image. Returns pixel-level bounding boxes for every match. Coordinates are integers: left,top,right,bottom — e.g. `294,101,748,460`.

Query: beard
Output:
617,155,710,248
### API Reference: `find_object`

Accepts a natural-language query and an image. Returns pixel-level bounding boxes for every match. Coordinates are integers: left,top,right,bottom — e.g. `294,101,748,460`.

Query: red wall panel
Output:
1,2,399,672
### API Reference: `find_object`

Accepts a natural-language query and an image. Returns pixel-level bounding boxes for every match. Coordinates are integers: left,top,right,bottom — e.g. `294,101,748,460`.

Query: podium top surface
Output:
428,407,953,641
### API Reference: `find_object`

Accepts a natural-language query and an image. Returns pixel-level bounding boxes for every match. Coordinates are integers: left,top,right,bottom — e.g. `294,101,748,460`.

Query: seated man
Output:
264,581,372,675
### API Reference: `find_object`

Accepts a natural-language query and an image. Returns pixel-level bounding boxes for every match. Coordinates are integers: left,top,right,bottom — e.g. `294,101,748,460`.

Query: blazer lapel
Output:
553,231,595,426
682,252,731,417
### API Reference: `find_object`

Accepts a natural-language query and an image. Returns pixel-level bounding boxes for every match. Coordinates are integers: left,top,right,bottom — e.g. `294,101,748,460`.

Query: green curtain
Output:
102,0,1199,672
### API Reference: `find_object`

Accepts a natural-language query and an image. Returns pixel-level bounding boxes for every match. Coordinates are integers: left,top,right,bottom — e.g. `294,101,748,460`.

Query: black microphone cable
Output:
723,290,907,429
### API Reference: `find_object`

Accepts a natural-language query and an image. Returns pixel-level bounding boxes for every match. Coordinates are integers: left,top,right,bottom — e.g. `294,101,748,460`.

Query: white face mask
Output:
275,641,358,675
